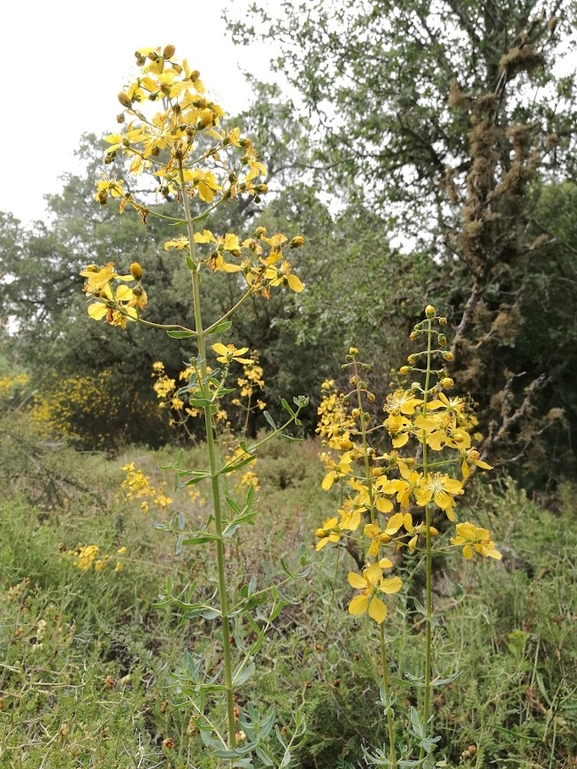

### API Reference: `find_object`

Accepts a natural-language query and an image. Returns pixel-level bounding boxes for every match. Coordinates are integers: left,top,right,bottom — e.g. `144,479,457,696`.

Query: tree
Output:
227,0,577,484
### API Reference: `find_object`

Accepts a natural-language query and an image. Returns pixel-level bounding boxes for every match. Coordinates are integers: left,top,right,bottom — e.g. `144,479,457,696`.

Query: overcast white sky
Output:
2,0,277,225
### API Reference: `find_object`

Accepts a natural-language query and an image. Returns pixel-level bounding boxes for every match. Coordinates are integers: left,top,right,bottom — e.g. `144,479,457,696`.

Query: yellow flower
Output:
384,389,423,416
315,517,340,550
265,260,304,292
451,522,502,560
461,449,493,480
164,236,191,251
212,343,253,365
321,452,354,491
390,462,422,509
414,473,464,519
338,501,362,532
347,563,403,624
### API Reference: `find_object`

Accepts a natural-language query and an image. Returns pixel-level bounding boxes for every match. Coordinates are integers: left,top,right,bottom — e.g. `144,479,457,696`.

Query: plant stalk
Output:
179,162,237,749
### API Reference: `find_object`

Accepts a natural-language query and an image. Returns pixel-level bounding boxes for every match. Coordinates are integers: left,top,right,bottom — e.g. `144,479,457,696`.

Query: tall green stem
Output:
421,319,434,752
179,163,237,749
379,624,398,768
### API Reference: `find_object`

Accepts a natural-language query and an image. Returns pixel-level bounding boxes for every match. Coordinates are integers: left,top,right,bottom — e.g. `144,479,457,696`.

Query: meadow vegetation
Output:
0,433,575,767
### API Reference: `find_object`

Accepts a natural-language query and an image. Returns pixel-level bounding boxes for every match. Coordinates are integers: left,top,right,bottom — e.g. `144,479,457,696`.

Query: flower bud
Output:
439,316,447,326
290,235,305,248
409,332,418,341
163,44,176,58
442,351,454,362
440,377,454,389
425,304,436,318
117,91,132,109
407,354,417,365
255,183,269,194
399,366,412,375
129,262,143,280
255,226,267,238
438,334,447,346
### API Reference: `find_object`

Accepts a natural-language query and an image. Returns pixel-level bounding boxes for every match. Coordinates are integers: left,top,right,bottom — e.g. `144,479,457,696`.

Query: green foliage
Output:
225,0,577,487
2,441,575,766
228,0,577,238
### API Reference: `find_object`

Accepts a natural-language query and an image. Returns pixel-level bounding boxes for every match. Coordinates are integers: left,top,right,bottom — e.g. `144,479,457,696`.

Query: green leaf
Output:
413,598,426,616
280,432,301,442
178,470,211,487
166,329,196,339
263,410,277,430
219,454,256,475
233,660,256,686
225,495,242,515
431,671,460,686
185,255,196,271
213,740,258,758
187,397,214,408
207,319,233,335
281,397,296,417
182,534,220,545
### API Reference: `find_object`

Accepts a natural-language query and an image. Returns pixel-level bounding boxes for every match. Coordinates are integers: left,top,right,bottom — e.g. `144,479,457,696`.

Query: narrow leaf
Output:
166,329,196,339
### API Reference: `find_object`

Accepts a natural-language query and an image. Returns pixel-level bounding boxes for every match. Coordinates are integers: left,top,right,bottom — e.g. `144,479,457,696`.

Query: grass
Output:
0,431,576,768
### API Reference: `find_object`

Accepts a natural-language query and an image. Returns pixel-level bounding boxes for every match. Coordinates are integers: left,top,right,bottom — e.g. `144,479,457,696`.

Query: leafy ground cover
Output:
0,436,576,768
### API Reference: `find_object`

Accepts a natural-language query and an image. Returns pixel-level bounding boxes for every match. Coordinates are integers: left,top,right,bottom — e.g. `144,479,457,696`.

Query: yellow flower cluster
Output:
151,361,205,427
66,544,126,572
152,350,266,436
82,45,305,329
316,379,356,450
121,462,173,513
316,308,501,625
164,226,304,298
80,261,147,329
0,373,28,406
30,369,122,444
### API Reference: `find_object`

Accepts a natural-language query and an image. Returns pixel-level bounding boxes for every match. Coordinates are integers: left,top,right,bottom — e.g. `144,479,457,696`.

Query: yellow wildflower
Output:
451,522,502,560
315,517,341,550
347,563,403,624
414,473,464,519
212,343,253,365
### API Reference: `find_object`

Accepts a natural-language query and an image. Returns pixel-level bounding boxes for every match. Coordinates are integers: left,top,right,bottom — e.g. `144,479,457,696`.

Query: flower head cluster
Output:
66,544,126,572
80,262,146,328
83,45,305,328
316,310,501,625
120,462,173,513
